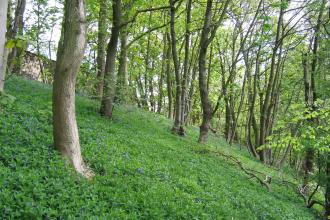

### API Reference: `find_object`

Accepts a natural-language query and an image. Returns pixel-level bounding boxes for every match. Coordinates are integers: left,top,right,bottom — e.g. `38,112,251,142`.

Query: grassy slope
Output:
0,77,316,219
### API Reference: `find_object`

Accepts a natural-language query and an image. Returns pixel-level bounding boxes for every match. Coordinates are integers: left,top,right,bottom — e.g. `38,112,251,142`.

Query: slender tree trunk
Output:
165,33,173,119
53,0,92,178
157,32,167,114
100,0,121,118
169,0,184,135
137,73,148,107
149,61,155,112
7,0,26,73
0,0,9,92
259,1,284,163
96,0,107,99
180,0,192,131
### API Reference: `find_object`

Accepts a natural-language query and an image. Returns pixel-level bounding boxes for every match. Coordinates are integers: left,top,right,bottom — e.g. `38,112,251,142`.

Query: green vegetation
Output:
0,77,317,219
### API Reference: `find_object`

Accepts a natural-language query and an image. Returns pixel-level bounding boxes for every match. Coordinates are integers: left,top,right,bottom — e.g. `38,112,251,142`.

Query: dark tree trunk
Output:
169,0,184,135
100,0,121,118
198,0,230,143
53,0,92,178
198,0,213,143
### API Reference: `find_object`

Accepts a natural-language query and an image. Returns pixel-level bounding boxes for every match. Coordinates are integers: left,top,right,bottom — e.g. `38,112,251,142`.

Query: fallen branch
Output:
298,184,325,208
196,148,271,191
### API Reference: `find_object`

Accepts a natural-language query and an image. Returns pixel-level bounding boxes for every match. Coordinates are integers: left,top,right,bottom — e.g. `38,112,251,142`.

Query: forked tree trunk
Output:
53,0,93,178
100,0,121,117
0,0,9,92
198,0,230,143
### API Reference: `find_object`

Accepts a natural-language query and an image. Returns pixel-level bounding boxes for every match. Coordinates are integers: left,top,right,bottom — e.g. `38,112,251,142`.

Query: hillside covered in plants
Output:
0,0,329,218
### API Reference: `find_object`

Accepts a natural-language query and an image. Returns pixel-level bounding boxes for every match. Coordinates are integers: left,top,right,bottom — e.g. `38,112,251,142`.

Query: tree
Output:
0,0,9,93
169,0,184,135
198,0,230,143
7,0,26,73
52,0,93,178
95,0,108,99
100,0,121,118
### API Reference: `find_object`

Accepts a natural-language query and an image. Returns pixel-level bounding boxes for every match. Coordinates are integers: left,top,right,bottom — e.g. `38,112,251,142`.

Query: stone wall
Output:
19,51,55,82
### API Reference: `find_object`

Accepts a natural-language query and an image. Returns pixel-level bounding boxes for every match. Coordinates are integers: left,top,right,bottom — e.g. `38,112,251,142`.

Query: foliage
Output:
0,77,318,219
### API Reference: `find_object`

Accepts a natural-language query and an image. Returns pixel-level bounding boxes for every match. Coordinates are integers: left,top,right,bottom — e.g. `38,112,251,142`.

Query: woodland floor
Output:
0,77,319,219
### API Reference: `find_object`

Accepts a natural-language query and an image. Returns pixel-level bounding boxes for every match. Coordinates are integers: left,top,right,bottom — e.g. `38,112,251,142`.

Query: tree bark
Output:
165,33,173,119
100,0,121,118
53,0,92,178
0,0,9,93
157,31,167,114
96,0,107,99
198,0,230,143
179,0,192,133
198,0,213,143
259,0,285,163
7,0,26,73
169,0,184,135
117,28,128,103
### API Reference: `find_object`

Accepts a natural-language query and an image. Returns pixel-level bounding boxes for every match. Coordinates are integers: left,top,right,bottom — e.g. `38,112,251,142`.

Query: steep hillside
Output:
0,77,316,219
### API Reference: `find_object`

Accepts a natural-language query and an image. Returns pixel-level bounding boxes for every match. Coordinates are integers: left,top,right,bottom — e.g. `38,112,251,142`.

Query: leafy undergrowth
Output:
0,77,317,219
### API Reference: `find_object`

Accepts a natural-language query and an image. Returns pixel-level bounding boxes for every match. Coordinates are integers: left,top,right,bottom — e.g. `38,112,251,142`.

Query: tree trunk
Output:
259,0,284,163
165,33,173,119
179,0,192,132
198,0,213,143
52,0,92,178
148,61,155,112
0,0,9,93
169,0,184,135
157,31,167,114
198,0,230,143
117,28,128,103
325,153,330,218
302,0,326,186
100,0,121,118
7,0,26,73
96,0,107,99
